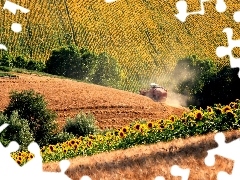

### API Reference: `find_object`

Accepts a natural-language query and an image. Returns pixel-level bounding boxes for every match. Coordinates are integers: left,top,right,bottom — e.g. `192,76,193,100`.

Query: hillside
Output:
43,129,240,180
0,73,187,130
1,0,240,90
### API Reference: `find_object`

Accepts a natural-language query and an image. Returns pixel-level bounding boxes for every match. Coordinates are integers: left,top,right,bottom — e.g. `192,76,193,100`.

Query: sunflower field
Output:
10,99,240,166
2,0,240,92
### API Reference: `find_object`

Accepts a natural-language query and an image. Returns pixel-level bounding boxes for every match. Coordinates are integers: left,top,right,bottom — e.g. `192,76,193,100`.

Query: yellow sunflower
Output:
134,123,141,131
147,122,153,129
221,105,232,114
169,115,176,122
195,110,203,120
229,102,238,109
207,106,213,113
121,126,129,134
226,109,237,118
118,130,126,138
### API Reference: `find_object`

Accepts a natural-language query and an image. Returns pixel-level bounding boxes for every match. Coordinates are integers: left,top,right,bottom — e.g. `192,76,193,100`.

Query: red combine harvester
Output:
139,83,167,102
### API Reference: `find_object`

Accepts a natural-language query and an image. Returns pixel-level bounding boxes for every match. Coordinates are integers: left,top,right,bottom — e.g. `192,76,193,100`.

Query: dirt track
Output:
0,73,188,130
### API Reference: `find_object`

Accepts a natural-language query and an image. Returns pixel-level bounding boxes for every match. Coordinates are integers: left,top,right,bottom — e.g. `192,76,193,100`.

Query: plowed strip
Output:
0,73,188,130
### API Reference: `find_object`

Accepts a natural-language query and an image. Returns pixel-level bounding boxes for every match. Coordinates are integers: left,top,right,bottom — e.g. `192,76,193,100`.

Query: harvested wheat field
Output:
0,73,188,130
43,130,240,180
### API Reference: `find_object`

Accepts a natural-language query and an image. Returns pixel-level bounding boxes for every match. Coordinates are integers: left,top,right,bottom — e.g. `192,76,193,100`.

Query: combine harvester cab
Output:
139,83,167,103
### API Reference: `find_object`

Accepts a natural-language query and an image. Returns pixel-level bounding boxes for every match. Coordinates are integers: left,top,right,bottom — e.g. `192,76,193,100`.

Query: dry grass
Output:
43,130,240,180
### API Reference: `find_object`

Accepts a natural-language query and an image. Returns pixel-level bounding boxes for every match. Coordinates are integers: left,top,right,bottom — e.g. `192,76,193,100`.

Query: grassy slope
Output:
1,0,240,91
43,129,240,180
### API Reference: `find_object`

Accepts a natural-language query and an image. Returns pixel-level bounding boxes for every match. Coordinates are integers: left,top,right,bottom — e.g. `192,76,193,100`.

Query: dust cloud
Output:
147,62,197,108
165,92,188,108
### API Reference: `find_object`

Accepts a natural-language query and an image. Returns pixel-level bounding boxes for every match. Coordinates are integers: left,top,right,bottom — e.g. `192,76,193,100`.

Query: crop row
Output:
11,99,240,166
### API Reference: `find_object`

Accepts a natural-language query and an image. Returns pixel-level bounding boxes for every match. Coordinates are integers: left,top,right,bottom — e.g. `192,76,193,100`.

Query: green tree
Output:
45,44,96,80
198,66,240,108
88,52,122,89
171,55,217,106
3,90,58,147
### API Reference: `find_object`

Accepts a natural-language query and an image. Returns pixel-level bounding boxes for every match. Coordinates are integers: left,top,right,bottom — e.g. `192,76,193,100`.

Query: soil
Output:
0,73,189,130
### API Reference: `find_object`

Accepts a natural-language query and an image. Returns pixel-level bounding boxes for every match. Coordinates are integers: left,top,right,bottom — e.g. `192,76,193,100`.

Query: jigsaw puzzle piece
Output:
59,159,70,173
192,0,209,15
0,123,9,133
170,165,190,180
3,0,30,15
216,28,240,78
233,11,240,22
175,0,209,22
175,0,227,22
0,141,21,178
80,175,92,180
215,0,227,12
154,165,190,180
20,141,43,176
40,172,72,180
38,160,91,180
216,46,229,58
154,176,165,180
205,132,240,163
205,132,240,180
175,0,188,22
19,147,73,179
0,44,7,51
217,170,240,180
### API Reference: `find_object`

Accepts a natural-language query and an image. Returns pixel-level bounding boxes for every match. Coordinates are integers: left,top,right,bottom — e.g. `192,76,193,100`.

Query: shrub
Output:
45,45,96,80
0,66,11,72
0,111,34,151
26,59,46,72
49,132,76,145
13,55,28,69
63,111,99,137
3,89,58,147
0,53,14,67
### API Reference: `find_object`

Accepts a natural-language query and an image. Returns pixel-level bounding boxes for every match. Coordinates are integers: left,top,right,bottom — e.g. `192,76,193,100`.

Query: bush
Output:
45,45,96,80
87,52,122,89
26,59,46,72
63,111,99,137
13,55,28,69
0,66,11,72
0,53,45,72
0,53,14,67
3,89,58,147
49,132,76,145
0,111,34,151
